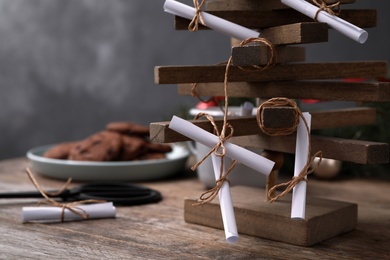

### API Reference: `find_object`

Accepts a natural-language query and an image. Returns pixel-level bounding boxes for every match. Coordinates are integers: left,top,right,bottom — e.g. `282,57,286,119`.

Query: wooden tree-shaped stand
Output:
151,0,389,246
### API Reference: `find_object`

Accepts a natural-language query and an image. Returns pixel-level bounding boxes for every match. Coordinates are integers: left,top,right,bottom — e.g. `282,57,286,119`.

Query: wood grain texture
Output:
261,107,297,128
155,61,388,84
178,81,390,101
205,0,355,11
0,158,389,258
175,9,375,30
230,134,389,164
261,22,328,45
232,45,305,66
149,107,388,164
206,0,290,11
150,107,377,141
185,186,357,246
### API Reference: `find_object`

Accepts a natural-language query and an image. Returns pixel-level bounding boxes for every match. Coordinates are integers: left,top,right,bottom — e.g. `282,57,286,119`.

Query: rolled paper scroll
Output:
22,202,116,223
291,112,311,219
163,0,260,40
211,153,238,243
281,0,368,43
169,116,275,175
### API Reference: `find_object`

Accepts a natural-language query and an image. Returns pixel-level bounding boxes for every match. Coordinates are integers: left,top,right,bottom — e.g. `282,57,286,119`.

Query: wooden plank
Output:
177,81,390,102
149,108,388,164
150,107,377,141
261,22,328,45
155,61,388,84
232,46,305,66
230,134,389,164
205,0,355,11
151,107,377,141
185,186,358,246
258,106,376,130
175,9,375,30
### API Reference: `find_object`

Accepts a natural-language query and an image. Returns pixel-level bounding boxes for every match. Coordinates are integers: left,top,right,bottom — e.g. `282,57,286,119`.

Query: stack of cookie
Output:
43,122,172,162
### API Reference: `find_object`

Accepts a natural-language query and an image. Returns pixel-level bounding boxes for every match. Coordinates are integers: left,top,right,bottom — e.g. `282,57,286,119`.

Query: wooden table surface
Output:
0,157,389,259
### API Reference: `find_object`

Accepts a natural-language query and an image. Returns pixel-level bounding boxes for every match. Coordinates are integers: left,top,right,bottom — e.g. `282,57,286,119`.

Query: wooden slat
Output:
175,9,375,30
205,0,355,11
310,107,377,129
150,120,388,164
177,81,390,102
230,134,389,164
261,107,297,129
149,107,388,164
257,106,377,130
150,107,376,143
155,61,388,84
261,22,328,45
232,46,305,66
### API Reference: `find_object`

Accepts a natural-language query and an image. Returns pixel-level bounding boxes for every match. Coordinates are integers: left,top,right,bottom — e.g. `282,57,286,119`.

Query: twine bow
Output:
256,98,323,202
312,0,341,21
188,0,206,31
190,112,237,205
267,150,322,203
25,167,105,222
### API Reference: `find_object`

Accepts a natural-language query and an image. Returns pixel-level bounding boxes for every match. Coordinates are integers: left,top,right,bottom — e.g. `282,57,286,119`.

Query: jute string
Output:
188,0,206,31
312,0,341,21
191,37,276,105
191,37,277,205
25,167,105,222
256,98,323,202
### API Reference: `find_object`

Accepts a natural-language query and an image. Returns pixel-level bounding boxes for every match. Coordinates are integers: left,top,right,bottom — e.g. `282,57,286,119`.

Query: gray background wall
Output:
0,0,389,160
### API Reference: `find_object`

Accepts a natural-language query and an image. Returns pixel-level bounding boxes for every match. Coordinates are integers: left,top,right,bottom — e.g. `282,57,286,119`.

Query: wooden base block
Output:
184,186,357,246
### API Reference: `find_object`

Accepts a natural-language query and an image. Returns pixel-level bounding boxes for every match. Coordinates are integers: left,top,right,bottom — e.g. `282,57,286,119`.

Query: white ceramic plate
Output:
27,143,190,181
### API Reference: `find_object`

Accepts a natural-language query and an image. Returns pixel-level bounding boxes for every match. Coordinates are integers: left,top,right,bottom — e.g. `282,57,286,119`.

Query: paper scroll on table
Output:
22,202,116,223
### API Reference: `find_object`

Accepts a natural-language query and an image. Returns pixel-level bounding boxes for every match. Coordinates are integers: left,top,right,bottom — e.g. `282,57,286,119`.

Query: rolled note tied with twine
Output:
257,98,322,204
26,168,106,222
281,0,368,43
164,0,259,40
22,202,116,223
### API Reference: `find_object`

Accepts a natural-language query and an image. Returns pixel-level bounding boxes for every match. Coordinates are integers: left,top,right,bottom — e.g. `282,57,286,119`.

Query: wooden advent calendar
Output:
150,0,389,246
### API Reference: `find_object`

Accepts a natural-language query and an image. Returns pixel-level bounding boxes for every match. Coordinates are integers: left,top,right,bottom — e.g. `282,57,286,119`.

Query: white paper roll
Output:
211,153,238,243
164,0,260,40
291,112,311,219
22,202,116,223
169,116,274,176
281,0,368,43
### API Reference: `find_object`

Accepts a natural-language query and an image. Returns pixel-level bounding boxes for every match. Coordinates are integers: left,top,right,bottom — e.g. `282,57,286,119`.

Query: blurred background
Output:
0,0,389,160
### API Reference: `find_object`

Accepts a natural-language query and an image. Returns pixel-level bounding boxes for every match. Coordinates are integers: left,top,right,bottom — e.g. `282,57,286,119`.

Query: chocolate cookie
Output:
43,141,79,159
119,135,147,161
136,153,166,161
145,142,172,153
106,122,150,136
68,131,122,161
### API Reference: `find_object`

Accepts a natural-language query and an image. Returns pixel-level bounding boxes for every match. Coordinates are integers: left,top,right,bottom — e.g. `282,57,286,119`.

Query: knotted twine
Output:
312,0,341,21
188,0,207,31
256,98,323,203
191,37,277,205
25,167,105,222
